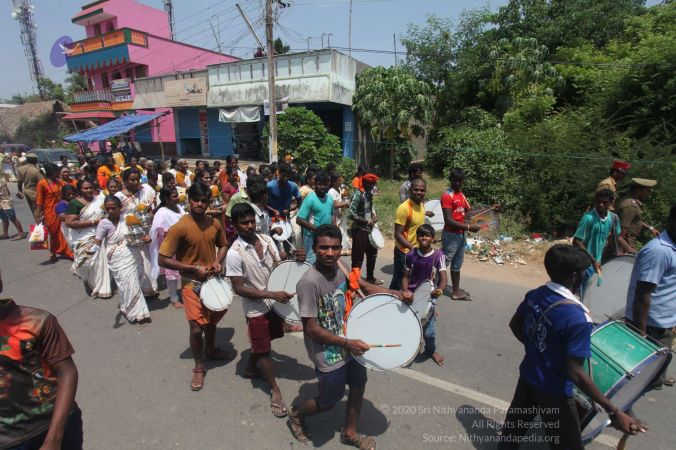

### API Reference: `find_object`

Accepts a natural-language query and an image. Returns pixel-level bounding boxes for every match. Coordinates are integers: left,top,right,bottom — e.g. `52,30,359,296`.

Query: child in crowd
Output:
401,224,447,366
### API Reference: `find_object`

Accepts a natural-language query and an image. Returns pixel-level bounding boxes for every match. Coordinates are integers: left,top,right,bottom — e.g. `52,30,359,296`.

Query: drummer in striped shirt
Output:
225,202,306,419
401,224,447,366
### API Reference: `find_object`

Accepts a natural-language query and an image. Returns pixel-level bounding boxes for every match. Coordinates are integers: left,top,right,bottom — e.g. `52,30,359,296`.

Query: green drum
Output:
576,320,671,442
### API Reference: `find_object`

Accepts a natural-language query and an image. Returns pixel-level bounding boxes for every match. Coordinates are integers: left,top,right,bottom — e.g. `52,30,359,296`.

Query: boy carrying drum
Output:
401,224,447,366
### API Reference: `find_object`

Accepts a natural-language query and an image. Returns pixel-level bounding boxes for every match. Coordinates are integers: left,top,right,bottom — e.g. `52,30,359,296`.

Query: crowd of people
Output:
1,148,674,449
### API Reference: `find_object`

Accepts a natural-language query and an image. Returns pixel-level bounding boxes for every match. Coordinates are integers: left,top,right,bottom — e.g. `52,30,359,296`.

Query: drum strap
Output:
528,299,579,341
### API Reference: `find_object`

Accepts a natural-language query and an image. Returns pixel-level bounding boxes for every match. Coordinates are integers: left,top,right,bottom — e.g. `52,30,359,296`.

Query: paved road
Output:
2,184,673,449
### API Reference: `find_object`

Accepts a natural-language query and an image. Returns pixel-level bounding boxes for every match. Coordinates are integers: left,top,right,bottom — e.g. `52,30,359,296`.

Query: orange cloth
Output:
36,179,72,258
176,171,187,188
97,165,118,189
181,282,227,325
351,176,363,192
362,173,379,183
343,267,362,331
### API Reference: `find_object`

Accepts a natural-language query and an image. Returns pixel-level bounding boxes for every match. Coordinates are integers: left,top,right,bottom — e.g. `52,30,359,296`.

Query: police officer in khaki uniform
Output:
617,178,659,250
596,160,631,195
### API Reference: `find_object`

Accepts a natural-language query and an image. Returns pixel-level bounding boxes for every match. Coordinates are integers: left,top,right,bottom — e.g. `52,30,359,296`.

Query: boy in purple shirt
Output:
402,224,447,366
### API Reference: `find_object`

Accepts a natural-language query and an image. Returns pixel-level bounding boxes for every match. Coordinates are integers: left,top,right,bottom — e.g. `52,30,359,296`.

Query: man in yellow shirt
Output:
390,178,433,290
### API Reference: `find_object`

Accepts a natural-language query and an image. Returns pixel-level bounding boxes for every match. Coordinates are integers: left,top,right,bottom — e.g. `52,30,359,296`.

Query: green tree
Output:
64,73,88,103
264,107,342,171
273,38,290,55
352,66,433,178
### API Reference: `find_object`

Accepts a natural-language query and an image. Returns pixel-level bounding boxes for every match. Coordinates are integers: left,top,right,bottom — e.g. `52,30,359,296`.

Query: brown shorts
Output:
182,282,226,326
247,311,284,354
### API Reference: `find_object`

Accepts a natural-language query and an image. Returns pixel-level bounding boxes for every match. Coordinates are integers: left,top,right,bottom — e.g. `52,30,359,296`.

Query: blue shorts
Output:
442,230,466,272
0,208,17,222
315,358,367,409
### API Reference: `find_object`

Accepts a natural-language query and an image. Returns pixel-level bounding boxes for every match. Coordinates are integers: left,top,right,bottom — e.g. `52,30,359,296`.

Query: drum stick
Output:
470,205,498,221
597,267,603,287
285,239,296,251
368,344,402,348
480,221,497,228
337,259,366,298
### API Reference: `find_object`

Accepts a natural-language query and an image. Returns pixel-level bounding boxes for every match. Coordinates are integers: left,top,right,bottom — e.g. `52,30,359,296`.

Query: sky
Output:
0,0,509,100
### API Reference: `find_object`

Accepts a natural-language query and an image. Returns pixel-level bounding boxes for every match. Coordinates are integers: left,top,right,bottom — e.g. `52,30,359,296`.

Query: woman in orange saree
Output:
35,163,73,262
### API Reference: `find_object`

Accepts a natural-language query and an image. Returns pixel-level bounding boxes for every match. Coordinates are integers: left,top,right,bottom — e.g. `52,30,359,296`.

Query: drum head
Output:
424,200,444,232
583,255,635,323
580,320,671,442
272,220,292,241
346,294,422,370
369,227,385,249
200,276,233,312
267,261,312,323
411,281,433,323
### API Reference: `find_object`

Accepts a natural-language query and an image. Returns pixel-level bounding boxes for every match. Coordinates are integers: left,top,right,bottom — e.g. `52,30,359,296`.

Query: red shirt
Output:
440,190,470,233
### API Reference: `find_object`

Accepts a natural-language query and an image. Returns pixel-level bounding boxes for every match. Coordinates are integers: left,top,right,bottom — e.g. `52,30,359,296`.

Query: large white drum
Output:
267,260,312,323
200,276,234,312
583,255,635,323
345,294,422,370
411,280,434,325
424,199,444,232
271,220,293,242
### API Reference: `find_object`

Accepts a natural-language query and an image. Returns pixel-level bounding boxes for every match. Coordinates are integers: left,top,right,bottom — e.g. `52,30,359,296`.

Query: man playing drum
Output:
401,224,447,366
158,183,233,392
288,225,412,448
499,245,644,449
225,203,306,417
626,203,676,389
347,173,382,284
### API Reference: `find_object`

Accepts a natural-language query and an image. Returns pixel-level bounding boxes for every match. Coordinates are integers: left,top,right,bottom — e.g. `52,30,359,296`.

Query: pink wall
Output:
129,36,236,76
79,0,171,38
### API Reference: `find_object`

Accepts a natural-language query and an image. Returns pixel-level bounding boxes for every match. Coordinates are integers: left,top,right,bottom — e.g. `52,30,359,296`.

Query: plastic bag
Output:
29,223,48,250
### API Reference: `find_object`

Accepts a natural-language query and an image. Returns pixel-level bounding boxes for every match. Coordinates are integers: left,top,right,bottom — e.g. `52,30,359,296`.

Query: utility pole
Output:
236,3,265,50
393,33,398,65
210,21,222,54
266,0,278,162
163,0,175,40
321,33,326,49
348,0,352,57
328,33,333,49
305,37,311,51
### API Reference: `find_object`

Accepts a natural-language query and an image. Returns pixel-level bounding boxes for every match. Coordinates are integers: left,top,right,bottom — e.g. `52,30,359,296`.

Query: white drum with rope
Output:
424,199,444,232
267,260,312,323
369,226,385,249
345,294,422,370
200,276,234,312
411,280,434,325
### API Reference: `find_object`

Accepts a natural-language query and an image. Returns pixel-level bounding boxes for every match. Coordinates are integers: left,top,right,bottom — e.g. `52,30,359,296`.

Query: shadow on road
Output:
288,381,390,447
178,327,238,369
455,404,501,449
234,349,315,385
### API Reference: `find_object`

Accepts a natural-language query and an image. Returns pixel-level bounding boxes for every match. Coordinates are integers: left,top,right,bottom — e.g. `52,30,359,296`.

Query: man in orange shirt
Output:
97,156,118,189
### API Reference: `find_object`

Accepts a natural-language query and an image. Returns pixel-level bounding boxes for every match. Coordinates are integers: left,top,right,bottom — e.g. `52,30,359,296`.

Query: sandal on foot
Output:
340,431,376,450
205,348,235,361
664,377,675,387
190,368,206,391
287,407,311,442
0,235,8,240
284,323,303,333
11,232,28,241
270,396,288,418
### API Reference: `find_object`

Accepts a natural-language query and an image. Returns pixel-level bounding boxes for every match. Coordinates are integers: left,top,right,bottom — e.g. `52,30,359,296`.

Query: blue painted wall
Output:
207,108,233,157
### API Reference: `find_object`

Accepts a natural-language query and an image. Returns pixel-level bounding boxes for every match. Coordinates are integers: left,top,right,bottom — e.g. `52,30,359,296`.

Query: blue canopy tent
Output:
63,113,164,143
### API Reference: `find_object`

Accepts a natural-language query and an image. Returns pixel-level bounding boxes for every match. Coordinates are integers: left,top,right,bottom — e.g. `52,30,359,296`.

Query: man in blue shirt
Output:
297,171,334,264
626,204,676,389
499,245,642,449
267,162,301,217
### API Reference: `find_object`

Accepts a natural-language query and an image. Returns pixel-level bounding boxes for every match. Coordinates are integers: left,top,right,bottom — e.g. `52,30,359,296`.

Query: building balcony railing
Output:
72,89,115,103
66,28,148,57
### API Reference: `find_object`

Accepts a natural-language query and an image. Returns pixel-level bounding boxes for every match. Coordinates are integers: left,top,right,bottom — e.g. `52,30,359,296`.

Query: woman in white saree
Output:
115,168,158,297
64,179,112,298
149,186,185,308
95,195,151,325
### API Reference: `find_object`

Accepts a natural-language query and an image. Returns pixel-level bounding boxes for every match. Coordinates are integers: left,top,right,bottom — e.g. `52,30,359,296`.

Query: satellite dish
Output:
50,36,74,67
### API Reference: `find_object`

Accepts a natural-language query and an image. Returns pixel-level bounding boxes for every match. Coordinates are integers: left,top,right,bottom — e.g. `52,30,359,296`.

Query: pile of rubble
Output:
466,235,566,266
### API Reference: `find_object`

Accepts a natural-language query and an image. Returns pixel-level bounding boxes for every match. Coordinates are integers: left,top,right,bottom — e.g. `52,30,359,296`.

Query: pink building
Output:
64,0,237,153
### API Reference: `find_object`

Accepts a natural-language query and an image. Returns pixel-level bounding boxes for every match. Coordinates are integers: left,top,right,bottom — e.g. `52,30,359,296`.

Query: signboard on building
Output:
111,78,132,102
165,78,208,107
199,108,209,156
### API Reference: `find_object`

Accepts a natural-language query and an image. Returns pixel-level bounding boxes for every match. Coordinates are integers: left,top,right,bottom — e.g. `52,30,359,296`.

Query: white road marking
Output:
288,332,618,448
